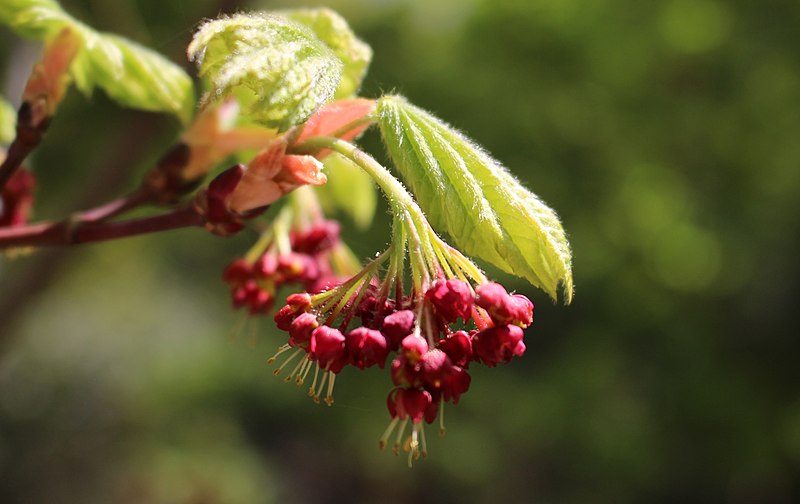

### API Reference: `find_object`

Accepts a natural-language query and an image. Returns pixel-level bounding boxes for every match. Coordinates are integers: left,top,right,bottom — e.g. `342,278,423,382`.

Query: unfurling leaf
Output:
0,97,16,144
70,33,194,123
0,0,72,40
376,96,573,303
0,0,195,123
187,13,343,131
280,8,372,99
316,152,377,229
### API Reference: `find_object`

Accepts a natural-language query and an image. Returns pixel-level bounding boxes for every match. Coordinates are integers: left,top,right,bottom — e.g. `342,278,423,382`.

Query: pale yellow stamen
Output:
296,358,313,385
272,348,302,376
314,370,329,404
307,363,321,397
285,354,308,382
394,418,409,456
379,418,400,451
267,344,292,364
324,373,336,406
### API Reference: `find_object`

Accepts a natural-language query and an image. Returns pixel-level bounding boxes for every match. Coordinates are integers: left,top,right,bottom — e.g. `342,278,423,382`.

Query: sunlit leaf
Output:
316,152,377,229
0,97,16,144
280,8,372,99
0,0,195,123
187,13,343,131
70,33,194,123
377,96,573,303
0,0,72,39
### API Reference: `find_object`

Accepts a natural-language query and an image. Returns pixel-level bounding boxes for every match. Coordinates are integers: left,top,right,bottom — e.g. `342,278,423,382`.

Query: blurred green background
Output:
2,0,799,502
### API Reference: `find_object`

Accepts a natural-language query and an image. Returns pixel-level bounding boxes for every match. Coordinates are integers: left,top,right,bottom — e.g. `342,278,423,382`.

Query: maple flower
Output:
221,95,542,465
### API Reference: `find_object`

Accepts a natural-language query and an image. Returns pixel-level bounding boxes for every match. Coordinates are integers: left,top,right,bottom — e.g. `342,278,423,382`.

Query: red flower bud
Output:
425,279,473,324
381,309,415,349
472,324,525,367
289,312,319,349
310,326,347,373
346,327,389,369
475,282,534,327
437,330,473,368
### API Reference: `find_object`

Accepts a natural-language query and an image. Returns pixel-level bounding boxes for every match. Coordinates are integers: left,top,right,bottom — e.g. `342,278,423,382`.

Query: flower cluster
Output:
223,217,345,316
271,271,533,465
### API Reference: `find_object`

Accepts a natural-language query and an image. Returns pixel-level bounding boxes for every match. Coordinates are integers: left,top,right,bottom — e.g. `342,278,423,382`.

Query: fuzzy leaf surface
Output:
188,13,343,131
377,96,573,302
280,8,372,99
0,0,194,122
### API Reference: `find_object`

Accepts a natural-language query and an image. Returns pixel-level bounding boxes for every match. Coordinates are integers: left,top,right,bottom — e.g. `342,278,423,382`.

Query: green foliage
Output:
69,32,194,123
0,97,15,144
316,152,377,229
280,8,373,99
0,0,194,122
187,13,344,131
377,96,573,303
0,0,71,39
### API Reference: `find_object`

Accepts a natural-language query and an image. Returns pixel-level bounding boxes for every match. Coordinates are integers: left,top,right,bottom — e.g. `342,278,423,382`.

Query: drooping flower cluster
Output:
271,266,533,464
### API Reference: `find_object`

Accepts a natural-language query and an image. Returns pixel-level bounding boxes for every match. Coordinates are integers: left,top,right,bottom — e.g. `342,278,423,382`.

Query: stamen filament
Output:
315,369,330,404
379,417,400,450
325,372,336,406
308,362,321,397
394,418,409,456
267,344,292,364
285,354,308,382
273,348,302,376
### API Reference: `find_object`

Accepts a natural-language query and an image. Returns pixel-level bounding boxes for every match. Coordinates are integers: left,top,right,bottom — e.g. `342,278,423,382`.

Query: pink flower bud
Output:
222,258,251,284
437,330,473,368
472,324,525,367
381,310,416,349
289,312,319,349
475,282,533,327
310,326,347,373
346,327,389,369
291,220,340,255
425,279,473,324
399,388,433,424
401,334,429,363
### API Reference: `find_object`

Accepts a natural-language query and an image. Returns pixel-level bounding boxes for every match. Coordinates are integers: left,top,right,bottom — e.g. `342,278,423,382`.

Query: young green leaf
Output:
187,13,344,131
70,32,194,123
0,0,72,40
279,8,372,99
316,152,377,229
376,96,573,303
0,0,195,123
0,97,15,144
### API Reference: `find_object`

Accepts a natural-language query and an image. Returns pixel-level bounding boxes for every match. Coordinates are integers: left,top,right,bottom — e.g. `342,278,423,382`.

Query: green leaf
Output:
0,0,195,123
280,8,372,99
0,0,72,39
70,32,194,123
376,96,574,303
316,152,377,229
187,13,344,131
0,97,15,144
